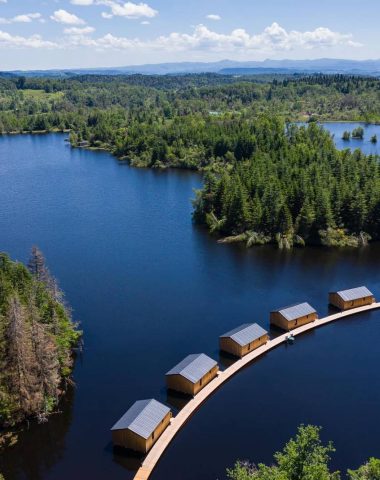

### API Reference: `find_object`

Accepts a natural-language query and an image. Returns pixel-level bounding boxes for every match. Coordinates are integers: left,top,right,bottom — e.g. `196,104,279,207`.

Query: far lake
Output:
0,123,379,480
320,122,380,154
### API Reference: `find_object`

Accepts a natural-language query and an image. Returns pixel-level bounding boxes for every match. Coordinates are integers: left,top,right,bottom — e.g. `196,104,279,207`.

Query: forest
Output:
227,425,380,480
0,73,379,136
0,248,80,441
0,73,380,248
193,119,380,248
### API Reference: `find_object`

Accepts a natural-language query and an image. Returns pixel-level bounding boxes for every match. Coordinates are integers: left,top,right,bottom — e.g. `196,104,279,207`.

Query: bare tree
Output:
27,291,60,408
4,295,38,422
28,246,65,304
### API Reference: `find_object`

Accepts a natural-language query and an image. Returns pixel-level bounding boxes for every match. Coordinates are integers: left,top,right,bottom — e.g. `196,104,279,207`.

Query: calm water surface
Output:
321,121,380,154
0,125,379,480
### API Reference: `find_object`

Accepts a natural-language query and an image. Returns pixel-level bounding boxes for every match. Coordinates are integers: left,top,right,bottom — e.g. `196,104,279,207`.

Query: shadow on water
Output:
166,390,192,412
218,351,238,369
111,446,144,473
0,386,75,480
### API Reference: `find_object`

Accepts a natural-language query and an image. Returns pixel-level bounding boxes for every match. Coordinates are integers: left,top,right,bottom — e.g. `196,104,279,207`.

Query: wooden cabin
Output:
111,399,172,453
270,302,317,331
329,286,375,311
219,323,269,358
166,353,218,396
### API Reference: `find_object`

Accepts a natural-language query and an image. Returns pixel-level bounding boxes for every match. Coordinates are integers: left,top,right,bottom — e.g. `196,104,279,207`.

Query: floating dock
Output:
133,301,380,480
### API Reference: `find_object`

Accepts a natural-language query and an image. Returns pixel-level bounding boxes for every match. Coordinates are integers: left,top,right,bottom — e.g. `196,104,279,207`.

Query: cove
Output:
0,126,379,480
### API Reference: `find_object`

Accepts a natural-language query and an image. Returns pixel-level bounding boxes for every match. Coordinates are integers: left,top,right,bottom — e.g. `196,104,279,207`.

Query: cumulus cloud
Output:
63,22,361,53
150,22,362,52
64,26,95,34
0,13,42,24
0,21,361,54
98,1,158,19
70,0,94,4
50,9,85,25
0,30,57,48
206,14,221,21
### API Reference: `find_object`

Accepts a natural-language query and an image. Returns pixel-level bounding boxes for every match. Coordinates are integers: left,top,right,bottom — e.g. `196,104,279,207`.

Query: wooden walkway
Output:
134,302,380,480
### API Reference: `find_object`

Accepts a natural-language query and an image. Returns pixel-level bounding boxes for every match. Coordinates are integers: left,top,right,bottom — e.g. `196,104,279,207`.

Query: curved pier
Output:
134,302,380,480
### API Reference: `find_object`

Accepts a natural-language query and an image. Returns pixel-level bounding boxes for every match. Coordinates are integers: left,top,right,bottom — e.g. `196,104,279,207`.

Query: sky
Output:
0,0,379,70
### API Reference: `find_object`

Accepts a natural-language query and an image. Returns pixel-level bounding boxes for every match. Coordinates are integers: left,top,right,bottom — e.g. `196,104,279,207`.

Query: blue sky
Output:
0,0,379,70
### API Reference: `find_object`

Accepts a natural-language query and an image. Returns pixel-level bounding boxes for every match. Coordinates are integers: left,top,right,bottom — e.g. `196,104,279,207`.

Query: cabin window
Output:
351,301,354,306
200,378,203,386
295,320,298,326
248,343,251,350
152,432,155,440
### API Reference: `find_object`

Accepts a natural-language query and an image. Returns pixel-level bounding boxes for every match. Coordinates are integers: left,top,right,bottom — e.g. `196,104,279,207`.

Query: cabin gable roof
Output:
272,302,316,321
166,353,217,384
111,399,170,439
332,286,373,302
220,323,268,347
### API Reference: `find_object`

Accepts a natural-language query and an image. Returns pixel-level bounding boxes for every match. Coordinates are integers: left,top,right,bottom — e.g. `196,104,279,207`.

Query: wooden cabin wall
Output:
329,293,374,310
112,411,172,453
220,334,269,358
167,366,218,396
270,312,317,331
193,365,219,395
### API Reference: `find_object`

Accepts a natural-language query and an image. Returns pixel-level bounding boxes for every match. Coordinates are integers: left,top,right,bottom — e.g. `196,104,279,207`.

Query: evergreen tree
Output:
0,251,80,428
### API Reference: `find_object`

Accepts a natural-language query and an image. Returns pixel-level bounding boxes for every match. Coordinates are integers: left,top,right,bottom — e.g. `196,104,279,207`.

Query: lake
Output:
320,122,380,154
0,123,380,480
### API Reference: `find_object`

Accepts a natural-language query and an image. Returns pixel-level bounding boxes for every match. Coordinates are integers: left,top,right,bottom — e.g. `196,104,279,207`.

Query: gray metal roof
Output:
273,302,316,321
333,286,373,302
166,353,218,384
111,399,170,439
220,323,268,347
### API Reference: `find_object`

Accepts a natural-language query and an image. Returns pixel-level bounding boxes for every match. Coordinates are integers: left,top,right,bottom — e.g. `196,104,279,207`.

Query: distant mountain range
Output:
3,58,380,77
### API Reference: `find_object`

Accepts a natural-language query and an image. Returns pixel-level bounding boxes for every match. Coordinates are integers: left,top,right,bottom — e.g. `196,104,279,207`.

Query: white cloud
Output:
101,11,113,19
0,30,57,48
206,14,221,21
0,13,42,24
0,21,361,55
150,22,362,53
70,0,94,4
141,20,150,25
64,26,95,34
50,9,85,25
97,1,158,19
64,23,361,53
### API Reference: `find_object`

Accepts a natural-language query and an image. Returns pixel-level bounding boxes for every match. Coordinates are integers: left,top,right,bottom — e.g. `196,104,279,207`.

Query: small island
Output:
352,126,364,139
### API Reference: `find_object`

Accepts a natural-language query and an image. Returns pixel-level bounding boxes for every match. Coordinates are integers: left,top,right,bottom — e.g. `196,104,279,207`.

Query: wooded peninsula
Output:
0,73,380,247
0,248,80,444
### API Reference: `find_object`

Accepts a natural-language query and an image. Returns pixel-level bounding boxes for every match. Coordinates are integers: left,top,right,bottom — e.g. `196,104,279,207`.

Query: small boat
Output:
286,334,295,344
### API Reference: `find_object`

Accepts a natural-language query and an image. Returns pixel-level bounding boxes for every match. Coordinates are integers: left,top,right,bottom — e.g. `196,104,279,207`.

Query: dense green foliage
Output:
0,249,80,430
194,119,380,248
227,425,380,480
1,73,380,248
348,458,380,479
0,74,379,138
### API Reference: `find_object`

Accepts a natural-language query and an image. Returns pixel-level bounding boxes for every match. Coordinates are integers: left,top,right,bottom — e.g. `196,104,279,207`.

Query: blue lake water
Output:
0,124,379,480
320,122,380,155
